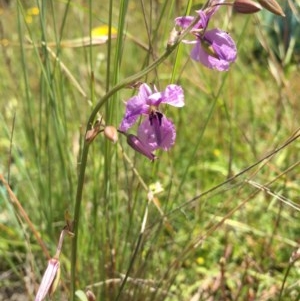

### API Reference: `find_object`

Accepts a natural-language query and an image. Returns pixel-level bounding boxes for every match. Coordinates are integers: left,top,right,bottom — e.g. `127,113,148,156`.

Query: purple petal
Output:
160,85,184,107
175,11,206,31
119,97,142,132
207,29,237,62
175,2,225,33
127,134,157,161
146,91,163,106
175,16,195,29
138,116,176,151
190,29,237,71
195,10,209,29
119,84,153,132
148,84,184,107
205,0,225,19
139,83,153,100
190,42,229,71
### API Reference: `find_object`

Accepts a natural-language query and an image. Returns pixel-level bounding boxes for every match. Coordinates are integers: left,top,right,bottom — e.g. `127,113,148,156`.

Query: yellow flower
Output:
25,6,39,24
91,25,117,38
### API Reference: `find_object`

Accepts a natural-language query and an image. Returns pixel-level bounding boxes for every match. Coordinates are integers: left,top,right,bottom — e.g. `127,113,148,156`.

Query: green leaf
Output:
75,290,88,301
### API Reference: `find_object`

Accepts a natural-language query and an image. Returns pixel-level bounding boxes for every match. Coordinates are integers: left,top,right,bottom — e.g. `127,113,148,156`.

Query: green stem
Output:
70,141,90,300
70,15,200,301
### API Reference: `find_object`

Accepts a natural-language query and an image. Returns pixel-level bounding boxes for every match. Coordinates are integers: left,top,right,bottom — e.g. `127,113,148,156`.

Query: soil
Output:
0,287,29,301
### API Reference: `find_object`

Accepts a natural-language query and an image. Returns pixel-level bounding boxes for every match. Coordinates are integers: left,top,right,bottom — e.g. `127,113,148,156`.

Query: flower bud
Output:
233,0,262,14
127,134,157,161
35,258,60,301
104,125,118,143
86,290,96,301
257,0,285,16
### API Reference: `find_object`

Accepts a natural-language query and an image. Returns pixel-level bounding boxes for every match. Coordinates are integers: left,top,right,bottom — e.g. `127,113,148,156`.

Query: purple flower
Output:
175,6,237,71
190,29,237,71
126,134,157,161
119,83,184,152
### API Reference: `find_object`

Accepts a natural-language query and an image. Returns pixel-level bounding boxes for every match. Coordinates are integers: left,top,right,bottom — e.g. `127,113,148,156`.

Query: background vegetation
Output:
0,0,299,300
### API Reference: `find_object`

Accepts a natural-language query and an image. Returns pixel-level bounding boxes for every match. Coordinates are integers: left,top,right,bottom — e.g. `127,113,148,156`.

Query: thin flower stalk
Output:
69,12,201,301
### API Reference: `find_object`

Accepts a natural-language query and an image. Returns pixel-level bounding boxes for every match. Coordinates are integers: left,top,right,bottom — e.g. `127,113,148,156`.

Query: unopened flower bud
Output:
127,134,157,161
86,290,96,301
233,0,262,14
35,258,60,301
104,125,118,143
257,0,285,16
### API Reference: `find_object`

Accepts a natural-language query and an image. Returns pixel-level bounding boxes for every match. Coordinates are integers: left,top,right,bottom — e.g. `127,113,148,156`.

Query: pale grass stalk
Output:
167,127,300,217
246,179,300,212
0,174,50,259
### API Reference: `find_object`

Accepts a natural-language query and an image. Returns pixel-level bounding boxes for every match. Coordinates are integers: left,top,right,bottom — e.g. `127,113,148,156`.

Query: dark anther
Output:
149,111,164,126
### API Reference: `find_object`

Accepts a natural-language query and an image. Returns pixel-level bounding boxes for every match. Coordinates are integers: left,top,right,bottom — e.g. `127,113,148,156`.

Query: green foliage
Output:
0,0,299,300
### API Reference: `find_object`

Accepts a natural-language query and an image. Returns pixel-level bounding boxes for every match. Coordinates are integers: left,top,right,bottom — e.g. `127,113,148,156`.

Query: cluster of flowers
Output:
118,0,285,161
119,0,236,160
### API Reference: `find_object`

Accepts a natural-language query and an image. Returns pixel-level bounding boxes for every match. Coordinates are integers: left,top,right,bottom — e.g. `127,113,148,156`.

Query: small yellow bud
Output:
104,126,118,143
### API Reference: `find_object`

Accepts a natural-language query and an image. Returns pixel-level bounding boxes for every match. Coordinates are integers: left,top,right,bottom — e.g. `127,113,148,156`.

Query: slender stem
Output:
69,14,200,301
70,142,90,300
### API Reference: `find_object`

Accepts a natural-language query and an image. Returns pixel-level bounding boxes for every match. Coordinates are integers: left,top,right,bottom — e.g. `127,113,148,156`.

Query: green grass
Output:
0,0,300,300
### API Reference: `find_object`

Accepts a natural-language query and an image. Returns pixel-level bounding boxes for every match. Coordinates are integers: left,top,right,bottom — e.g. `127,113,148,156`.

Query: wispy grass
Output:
0,0,299,300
